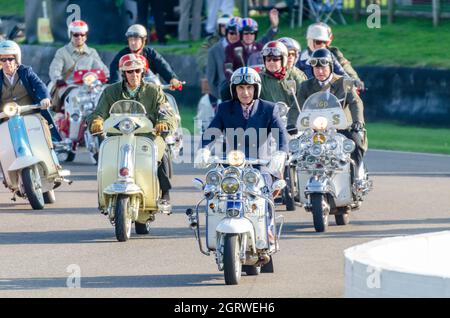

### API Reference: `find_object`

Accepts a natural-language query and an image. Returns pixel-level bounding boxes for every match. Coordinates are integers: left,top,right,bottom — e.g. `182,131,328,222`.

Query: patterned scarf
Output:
266,67,287,80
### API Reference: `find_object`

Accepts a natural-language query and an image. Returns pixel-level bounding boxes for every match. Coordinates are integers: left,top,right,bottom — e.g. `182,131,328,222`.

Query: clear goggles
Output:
261,47,283,57
231,74,258,85
309,57,332,67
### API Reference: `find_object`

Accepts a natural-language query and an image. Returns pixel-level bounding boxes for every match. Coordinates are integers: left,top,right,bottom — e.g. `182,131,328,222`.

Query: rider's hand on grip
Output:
155,122,169,135
351,121,364,132
169,78,183,91
90,118,104,134
40,98,51,109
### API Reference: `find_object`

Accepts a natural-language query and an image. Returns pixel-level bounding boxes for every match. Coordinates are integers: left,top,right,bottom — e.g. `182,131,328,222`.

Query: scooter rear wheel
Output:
43,190,56,204
135,221,151,235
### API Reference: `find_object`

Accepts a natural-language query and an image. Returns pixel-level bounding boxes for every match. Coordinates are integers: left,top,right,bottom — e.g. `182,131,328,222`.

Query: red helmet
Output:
261,41,288,68
68,20,89,39
119,53,148,72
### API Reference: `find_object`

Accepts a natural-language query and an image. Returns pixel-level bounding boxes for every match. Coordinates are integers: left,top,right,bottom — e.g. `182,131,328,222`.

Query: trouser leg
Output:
339,129,366,179
158,150,172,200
40,109,62,142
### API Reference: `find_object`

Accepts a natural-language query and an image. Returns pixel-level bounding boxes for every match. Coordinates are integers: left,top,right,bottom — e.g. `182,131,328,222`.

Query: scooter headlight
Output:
310,144,323,157
3,102,18,117
343,139,356,153
205,170,222,186
288,139,300,153
221,176,240,194
243,170,260,187
118,119,136,134
227,150,245,167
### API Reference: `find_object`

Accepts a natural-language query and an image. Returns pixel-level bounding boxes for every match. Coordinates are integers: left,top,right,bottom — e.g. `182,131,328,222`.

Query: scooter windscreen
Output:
297,91,348,130
109,100,147,115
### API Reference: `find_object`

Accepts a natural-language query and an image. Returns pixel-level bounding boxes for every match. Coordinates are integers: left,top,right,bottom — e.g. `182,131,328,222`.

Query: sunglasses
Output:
314,40,327,45
288,52,297,57
266,56,282,62
228,31,238,35
125,69,142,74
243,31,255,35
72,33,87,38
309,58,331,67
0,57,15,62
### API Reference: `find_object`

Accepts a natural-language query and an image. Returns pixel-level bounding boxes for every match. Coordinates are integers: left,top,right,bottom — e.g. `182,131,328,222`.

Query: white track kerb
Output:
344,231,450,297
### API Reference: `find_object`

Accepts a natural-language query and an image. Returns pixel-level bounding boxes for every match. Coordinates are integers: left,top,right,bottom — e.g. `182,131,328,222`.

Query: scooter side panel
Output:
206,199,225,250
25,115,58,177
98,137,120,208
134,137,159,209
0,121,17,187
330,166,352,207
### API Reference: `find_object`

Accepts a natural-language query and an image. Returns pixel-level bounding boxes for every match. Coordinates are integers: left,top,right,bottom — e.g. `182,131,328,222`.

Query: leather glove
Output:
351,121,364,132
90,118,104,134
155,122,169,135
56,79,67,88
40,98,51,109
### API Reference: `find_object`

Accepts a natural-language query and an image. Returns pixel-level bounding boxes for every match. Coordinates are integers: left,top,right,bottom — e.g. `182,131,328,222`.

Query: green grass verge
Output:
366,122,450,154
180,108,450,155
0,0,24,16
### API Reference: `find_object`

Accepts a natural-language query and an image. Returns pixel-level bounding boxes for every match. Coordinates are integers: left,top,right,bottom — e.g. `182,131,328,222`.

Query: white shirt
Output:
4,72,17,85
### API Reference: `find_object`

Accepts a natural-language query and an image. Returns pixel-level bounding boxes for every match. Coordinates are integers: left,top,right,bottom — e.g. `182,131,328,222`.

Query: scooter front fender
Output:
103,182,143,196
305,175,336,197
8,156,41,172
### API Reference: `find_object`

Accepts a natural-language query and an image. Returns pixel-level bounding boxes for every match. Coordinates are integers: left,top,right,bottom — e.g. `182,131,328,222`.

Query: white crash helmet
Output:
261,40,289,68
68,20,89,39
125,24,147,39
306,22,333,51
230,67,261,100
0,40,21,64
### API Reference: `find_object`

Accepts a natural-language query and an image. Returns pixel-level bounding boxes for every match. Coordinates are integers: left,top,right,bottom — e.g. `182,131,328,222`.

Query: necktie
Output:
243,107,250,120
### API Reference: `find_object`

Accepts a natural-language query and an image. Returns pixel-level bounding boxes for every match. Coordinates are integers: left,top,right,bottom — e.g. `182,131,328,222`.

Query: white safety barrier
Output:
344,231,450,297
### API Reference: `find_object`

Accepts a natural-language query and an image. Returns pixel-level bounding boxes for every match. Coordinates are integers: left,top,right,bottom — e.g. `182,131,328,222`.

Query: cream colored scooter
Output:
97,100,169,242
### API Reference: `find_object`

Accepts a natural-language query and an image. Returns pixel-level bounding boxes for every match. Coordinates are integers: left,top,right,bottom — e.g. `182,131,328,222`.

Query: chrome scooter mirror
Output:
192,178,205,191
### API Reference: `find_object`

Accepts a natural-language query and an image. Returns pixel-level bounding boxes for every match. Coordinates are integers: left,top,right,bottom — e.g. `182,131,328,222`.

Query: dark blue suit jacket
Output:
0,65,50,104
201,99,288,161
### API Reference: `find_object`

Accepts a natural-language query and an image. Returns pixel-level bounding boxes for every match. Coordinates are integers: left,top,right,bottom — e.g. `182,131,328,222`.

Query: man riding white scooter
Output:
198,66,288,193
87,53,177,209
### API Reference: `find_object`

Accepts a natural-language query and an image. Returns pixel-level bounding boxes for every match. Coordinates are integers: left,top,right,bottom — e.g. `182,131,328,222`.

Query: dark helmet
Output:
225,17,242,35
309,48,333,72
240,18,258,38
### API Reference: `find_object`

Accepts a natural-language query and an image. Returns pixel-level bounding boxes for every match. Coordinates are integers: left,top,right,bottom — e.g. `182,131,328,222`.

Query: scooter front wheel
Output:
223,234,242,285
310,193,329,232
115,195,132,242
22,167,44,210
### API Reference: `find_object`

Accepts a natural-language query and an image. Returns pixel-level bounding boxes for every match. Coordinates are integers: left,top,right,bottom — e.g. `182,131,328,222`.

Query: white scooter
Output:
0,103,71,209
187,150,286,285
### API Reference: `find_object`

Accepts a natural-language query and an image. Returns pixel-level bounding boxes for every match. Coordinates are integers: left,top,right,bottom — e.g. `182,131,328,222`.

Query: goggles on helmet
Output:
309,58,332,67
